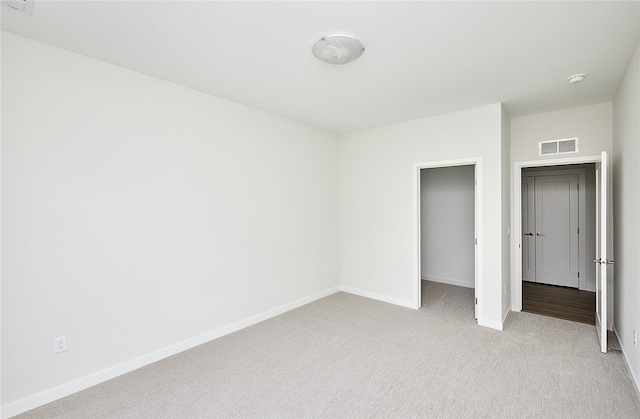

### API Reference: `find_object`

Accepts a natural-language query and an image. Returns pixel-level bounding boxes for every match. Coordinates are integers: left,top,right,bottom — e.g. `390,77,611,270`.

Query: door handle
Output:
524,232,533,236
536,233,543,237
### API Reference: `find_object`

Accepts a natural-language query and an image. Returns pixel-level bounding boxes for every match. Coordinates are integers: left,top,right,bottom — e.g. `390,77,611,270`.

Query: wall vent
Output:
539,137,579,156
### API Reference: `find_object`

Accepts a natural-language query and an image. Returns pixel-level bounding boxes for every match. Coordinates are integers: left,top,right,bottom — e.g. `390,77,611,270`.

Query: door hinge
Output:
578,228,580,234
475,298,478,304
578,272,580,278
474,238,477,245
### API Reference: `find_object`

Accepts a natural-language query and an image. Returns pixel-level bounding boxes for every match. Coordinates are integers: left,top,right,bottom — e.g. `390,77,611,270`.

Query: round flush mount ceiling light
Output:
567,73,586,84
312,34,365,65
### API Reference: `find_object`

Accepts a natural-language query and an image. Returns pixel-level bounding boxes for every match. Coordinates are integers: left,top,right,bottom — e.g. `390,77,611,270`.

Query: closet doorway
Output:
413,157,481,321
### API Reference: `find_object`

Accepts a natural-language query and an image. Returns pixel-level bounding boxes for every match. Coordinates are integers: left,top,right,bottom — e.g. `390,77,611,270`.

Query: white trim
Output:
1,286,341,419
413,162,422,309
513,155,601,312
413,157,483,323
475,161,483,322
421,276,474,289
502,305,511,326
340,285,415,309
613,325,640,401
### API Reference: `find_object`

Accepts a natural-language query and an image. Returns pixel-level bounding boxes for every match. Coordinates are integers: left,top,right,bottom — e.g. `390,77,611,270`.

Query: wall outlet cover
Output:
54,336,68,354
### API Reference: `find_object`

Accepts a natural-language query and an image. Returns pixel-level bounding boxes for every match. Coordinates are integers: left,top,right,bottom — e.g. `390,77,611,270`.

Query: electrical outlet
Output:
634,330,637,347
54,336,67,354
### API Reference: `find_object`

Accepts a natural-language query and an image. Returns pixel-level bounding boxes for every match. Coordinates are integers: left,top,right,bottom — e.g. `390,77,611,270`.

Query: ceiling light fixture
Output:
312,34,365,65
567,73,586,84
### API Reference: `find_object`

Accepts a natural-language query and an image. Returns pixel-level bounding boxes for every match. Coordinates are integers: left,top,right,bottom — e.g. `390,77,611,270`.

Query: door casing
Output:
521,176,536,282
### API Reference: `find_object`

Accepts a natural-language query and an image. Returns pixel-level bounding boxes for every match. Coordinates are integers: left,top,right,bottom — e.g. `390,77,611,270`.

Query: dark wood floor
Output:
522,281,596,325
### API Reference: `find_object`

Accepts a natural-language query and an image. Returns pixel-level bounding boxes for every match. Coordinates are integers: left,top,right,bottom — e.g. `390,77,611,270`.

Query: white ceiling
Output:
2,1,639,133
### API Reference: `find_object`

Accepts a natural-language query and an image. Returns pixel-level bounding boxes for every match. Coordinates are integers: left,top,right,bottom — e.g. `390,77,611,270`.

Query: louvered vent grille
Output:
540,142,558,155
558,139,577,153
539,138,578,156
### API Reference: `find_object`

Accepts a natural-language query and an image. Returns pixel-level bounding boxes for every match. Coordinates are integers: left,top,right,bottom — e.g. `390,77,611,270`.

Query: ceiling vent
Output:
539,137,579,156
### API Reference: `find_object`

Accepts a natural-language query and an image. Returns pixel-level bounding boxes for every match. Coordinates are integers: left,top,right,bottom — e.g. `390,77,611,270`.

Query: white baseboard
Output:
613,325,640,402
501,307,511,327
421,275,474,289
340,285,415,309
1,286,341,419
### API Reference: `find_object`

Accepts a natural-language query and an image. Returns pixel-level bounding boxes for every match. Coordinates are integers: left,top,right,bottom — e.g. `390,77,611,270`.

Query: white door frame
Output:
595,151,610,352
513,155,601,312
413,157,483,322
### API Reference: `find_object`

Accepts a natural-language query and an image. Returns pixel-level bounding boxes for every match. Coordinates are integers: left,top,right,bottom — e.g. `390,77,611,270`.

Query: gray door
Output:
521,176,536,282
534,174,579,288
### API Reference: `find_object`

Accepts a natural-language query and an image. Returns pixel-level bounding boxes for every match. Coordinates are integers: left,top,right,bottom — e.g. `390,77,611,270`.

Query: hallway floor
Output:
522,281,596,325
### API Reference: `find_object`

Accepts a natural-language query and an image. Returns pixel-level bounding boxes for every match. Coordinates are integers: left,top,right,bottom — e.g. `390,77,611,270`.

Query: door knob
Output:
536,233,543,237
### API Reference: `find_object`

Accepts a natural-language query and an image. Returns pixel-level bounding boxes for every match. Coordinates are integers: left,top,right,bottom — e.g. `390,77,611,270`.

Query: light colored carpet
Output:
17,281,640,418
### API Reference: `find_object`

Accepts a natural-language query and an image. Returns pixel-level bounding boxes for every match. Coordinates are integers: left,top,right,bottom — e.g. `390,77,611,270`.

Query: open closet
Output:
420,165,475,309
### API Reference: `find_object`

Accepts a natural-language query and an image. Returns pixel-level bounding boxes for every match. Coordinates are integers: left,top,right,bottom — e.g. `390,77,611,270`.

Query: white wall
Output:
612,41,640,395
511,102,613,163
339,104,505,329
1,32,340,413
420,165,475,288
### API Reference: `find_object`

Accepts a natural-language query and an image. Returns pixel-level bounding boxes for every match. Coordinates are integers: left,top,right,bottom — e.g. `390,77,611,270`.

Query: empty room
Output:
2,1,639,418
